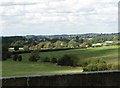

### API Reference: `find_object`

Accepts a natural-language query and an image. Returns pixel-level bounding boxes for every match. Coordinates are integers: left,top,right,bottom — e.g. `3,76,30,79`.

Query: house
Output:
104,41,114,46
19,48,24,51
8,48,14,52
8,47,24,52
92,43,102,47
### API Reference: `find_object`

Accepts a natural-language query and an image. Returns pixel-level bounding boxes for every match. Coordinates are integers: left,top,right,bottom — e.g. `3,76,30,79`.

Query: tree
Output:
37,42,45,49
68,40,79,48
76,36,79,42
11,40,25,47
29,51,40,62
43,42,53,49
14,46,19,51
13,54,18,61
57,54,79,67
23,45,29,51
85,40,92,47
83,59,113,72
51,58,57,63
18,55,22,61
42,57,51,62
79,38,84,44
54,41,63,48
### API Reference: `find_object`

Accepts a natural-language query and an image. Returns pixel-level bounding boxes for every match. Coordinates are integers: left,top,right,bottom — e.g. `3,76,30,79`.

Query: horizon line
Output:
1,32,119,37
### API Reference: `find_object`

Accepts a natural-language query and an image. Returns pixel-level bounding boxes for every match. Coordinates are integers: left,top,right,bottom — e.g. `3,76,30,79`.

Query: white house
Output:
92,43,102,47
104,41,114,46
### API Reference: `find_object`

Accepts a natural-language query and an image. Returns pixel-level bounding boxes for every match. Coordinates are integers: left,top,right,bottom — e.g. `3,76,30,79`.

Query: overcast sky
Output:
0,0,119,36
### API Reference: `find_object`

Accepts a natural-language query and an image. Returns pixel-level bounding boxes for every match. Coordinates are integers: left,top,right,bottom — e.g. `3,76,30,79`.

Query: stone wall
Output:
1,70,120,87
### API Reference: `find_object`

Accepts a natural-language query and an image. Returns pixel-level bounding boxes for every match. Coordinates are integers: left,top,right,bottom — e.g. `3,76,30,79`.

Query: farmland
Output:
2,46,118,77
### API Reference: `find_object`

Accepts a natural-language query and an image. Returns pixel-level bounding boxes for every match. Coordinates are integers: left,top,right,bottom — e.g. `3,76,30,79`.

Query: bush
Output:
13,54,18,61
57,54,79,67
51,58,57,63
2,52,11,61
18,55,22,61
97,63,107,71
29,55,37,62
42,57,51,62
83,59,110,72
83,64,97,71
29,51,40,62
107,64,118,70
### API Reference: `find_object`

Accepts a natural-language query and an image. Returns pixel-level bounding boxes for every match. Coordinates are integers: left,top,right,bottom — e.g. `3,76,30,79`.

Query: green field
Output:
2,46,119,77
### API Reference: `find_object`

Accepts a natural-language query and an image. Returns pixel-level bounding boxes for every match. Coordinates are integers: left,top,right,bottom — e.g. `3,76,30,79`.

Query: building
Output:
104,41,114,46
92,43,102,47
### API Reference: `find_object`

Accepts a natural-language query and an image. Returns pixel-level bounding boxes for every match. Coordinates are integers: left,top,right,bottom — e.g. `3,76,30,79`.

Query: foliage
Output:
57,54,79,67
54,41,63,48
29,51,40,62
2,52,11,61
2,46,118,76
43,42,53,49
13,54,18,61
11,40,25,47
51,58,57,63
23,45,29,51
42,57,51,62
83,58,117,72
84,40,92,47
68,40,79,48
80,42,87,48
18,55,22,61
14,46,19,51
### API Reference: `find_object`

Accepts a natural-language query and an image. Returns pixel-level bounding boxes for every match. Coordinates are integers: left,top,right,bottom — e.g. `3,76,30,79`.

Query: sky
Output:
0,0,119,36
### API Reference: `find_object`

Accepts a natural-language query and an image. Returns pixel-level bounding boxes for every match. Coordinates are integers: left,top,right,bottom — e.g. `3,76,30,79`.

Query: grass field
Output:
2,46,119,77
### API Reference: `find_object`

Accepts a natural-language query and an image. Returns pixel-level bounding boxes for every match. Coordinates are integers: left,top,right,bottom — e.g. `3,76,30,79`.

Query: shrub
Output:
13,54,18,61
82,59,91,67
42,57,51,62
83,58,110,72
18,55,22,61
57,54,79,67
29,55,37,62
83,64,97,71
29,51,40,62
97,63,107,71
51,58,57,63
107,64,118,70
2,52,11,61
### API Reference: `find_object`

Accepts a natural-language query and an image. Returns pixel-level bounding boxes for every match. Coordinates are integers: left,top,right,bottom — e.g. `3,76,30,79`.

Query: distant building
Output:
82,38,92,40
104,41,114,46
92,43,102,47
8,48,14,52
8,47,24,52
19,48,24,51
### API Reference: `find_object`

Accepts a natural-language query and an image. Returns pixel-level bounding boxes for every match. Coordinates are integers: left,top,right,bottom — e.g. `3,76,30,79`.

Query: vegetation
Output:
18,55,22,61
51,58,57,63
2,46,118,77
83,59,112,71
13,54,18,61
57,54,79,67
29,51,40,62
2,60,83,77
1,33,119,77
41,57,51,62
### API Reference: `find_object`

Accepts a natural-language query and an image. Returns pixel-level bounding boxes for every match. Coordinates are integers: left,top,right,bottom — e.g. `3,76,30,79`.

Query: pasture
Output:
2,46,119,77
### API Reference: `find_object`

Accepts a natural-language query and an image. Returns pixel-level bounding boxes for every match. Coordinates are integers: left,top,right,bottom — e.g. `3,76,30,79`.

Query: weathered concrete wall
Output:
1,70,120,87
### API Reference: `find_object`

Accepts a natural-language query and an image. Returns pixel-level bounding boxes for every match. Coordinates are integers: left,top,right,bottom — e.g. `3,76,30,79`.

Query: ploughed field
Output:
2,46,118,77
